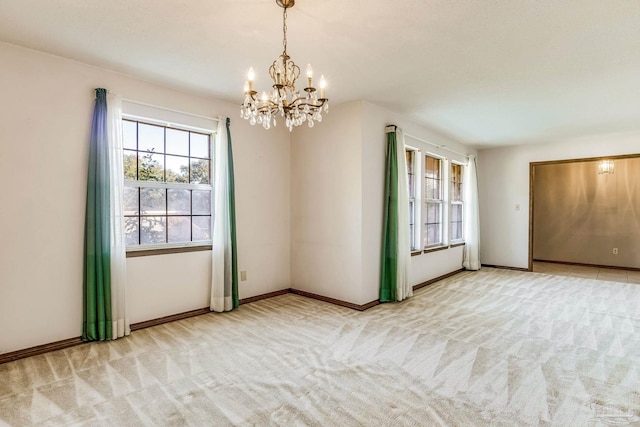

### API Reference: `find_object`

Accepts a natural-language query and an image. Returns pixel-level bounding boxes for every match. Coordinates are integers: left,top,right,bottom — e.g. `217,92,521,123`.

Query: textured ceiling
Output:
1,0,639,148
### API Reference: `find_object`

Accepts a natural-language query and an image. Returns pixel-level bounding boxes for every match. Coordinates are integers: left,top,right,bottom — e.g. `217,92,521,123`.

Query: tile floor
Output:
533,261,640,284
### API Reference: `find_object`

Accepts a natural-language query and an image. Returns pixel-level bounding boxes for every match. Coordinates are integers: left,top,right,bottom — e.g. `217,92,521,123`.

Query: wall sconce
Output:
598,159,614,175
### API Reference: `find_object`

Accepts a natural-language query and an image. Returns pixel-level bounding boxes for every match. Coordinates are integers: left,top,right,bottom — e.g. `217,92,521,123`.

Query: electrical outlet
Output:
240,271,247,281
613,248,619,255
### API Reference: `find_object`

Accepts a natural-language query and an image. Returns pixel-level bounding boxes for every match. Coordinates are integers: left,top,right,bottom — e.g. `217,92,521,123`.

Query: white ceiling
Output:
1,0,639,148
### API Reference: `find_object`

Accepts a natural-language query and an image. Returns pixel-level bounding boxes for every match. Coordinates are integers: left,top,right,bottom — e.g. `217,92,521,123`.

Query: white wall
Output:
290,101,364,304
478,131,640,269
0,42,290,354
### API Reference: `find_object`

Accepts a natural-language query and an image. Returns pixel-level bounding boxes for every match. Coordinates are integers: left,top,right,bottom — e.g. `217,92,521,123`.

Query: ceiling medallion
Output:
240,0,329,131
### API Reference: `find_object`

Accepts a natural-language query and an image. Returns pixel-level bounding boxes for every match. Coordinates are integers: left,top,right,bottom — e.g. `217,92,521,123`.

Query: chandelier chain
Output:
282,8,288,55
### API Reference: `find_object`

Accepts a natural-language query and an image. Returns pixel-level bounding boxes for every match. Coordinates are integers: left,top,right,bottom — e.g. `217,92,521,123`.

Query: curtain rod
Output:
404,132,469,159
119,97,220,123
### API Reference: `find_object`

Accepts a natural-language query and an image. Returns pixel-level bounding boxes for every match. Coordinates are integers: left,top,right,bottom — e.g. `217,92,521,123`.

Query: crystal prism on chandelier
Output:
240,0,329,131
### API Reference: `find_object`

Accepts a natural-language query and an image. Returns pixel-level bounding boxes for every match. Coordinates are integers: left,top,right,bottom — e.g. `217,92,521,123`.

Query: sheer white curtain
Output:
107,93,130,338
463,155,481,270
395,128,412,301
210,117,234,312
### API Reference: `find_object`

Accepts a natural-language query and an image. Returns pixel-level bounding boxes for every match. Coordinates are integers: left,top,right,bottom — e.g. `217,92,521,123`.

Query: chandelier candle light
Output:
241,0,329,131
597,159,614,175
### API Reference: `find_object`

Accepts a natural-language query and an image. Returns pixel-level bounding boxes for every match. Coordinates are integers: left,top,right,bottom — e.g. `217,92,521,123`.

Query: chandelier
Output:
597,159,614,175
240,0,329,131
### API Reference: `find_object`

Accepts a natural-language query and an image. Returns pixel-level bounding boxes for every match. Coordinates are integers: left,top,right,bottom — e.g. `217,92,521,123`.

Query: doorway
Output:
528,154,640,271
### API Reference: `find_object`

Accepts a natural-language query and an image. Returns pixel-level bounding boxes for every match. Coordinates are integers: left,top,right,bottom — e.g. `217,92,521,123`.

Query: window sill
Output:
411,250,423,257
450,242,466,248
126,244,212,258
423,245,449,253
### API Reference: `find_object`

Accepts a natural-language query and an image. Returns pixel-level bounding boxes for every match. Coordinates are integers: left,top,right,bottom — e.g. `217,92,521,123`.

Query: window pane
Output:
426,225,435,246
425,201,442,247
138,123,164,153
405,150,415,198
409,200,415,249
452,183,460,201
425,179,438,199
409,224,414,248
451,204,463,240
405,150,414,174
425,156,441,179
168,216,191,243
193,216,212,241
409,200,415,225
138,152,164,181
451,222,462,241
451,204,461,222
140,188,166,215
425,224,442,247
190,158,210,184
425,155,442,201
167,189,190,215
124,187,139,215
451,164,463,202
123,151,137,180
426,203,441,223
165,155,189,183
193,190,211,215
140,216,166,245
166,128,189,156
123,121,137,150
190,133,209,158
124,217,139,246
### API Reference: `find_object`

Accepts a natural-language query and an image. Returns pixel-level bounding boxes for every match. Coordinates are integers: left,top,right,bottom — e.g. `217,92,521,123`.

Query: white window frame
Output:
405,146,421,251
122,114,216,252
423,153,447,250
450,161,464,244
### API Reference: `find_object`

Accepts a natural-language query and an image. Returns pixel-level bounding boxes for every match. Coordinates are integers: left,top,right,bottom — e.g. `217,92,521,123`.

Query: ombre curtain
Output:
463,155,481,270
83,88,129,341
83,88,112,340
380,125,412,302
210,117,239,312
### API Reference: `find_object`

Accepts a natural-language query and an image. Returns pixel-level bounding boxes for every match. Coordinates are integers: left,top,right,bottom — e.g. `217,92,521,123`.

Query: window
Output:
122,119,213,249
450,163,463,242
405,135,467,253
405,148,418,250
424,155,443,248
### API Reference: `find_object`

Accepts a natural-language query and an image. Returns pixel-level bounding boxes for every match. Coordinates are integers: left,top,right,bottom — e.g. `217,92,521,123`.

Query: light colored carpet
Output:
1,268,640,426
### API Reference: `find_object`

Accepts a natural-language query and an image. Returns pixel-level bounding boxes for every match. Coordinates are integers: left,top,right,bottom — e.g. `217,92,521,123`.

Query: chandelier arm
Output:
253,98,281,109
257,108,280,116
288,98,327,107
243,97,279,111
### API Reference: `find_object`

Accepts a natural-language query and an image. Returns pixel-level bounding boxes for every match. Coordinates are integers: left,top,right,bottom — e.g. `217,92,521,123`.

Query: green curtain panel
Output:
380,127,399,302
226,118,239,309
82,88,113,341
